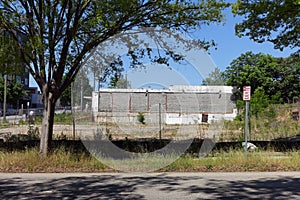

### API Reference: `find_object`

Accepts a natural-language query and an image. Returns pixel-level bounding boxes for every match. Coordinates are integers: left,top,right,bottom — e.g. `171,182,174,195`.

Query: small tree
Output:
202,67,225,85
250,87,270,118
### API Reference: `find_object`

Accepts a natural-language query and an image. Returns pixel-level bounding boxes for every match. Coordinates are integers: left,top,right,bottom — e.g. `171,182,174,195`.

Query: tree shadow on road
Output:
0,174,299,199
185,176,300,200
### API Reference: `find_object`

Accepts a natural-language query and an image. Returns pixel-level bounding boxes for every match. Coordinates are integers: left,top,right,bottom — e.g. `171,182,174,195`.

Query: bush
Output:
137,112,145,124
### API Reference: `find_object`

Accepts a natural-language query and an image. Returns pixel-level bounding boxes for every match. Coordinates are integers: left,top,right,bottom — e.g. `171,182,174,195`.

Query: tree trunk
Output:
39,91,56,157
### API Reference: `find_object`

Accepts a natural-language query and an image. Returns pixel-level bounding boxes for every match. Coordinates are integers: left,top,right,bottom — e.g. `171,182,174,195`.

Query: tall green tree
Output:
0,77,25,107
0,0,229,156
223,51,277,99
7,79,26,108
233,0,300,53
271,54,300,103
224,51,300,103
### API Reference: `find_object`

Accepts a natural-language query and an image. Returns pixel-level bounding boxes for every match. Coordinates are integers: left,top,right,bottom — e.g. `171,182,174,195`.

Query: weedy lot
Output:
0,104,299,173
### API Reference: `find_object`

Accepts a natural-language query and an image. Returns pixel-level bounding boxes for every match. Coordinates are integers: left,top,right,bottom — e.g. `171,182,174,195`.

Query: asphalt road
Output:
0,172,299,199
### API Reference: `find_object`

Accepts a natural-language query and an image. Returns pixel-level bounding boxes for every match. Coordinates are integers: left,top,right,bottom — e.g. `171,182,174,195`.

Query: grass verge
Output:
0,148,300,173
0,148,109,173
164,150,300,172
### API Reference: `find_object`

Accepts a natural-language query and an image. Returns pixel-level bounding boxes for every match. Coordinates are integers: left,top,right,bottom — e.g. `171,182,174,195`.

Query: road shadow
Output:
0,174,299,199
185,176,300,200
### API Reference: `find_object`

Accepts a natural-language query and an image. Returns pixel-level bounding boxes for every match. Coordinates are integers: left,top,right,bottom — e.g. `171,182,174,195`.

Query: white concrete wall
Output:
165,109,237,125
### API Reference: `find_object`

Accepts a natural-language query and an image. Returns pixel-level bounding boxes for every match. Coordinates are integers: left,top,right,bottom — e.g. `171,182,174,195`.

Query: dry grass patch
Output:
0,148,109,173
1,148,300,173
163,150,300,172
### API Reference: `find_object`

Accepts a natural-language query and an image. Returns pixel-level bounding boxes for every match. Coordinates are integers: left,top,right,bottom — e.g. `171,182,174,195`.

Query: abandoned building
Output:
90,85,237,125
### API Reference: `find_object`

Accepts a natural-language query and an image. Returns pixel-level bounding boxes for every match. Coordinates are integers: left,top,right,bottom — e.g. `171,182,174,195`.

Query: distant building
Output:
29,87,44,108
0,67,30,110
0,29,30,109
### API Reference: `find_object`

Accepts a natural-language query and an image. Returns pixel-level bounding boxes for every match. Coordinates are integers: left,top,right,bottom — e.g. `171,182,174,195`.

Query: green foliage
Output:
60,77,71,107
55,132,67,140
54,113,73,125
27,126,40,140
233,113,243,122
137,112,145,124
223,52,300,103
109,76,131,89
34,113,73,125
0,32,24,75
0,148,106,173
223,104,299,141
236,100,245,113
234,0,299,53
2,148,300,172
165,150,300,172
85,53,125,91
0,76,27,107
271,55,300,102
224,52,275,100
264,106,277,121
202,67,225,85
108,62,126,88
0,0,229,98
7,79,27,107
250,87,269,118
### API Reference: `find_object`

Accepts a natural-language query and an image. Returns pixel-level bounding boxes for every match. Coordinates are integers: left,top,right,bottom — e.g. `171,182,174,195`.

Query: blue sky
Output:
30,6,295,88
199,8,294,71
125,7,295,89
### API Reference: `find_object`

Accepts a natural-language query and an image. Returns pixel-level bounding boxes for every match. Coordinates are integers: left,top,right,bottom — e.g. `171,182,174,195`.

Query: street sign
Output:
243,86,251,101
243,86,251,154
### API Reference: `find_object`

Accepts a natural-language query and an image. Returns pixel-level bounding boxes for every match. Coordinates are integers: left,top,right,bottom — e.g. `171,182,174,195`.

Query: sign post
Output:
243,86,251,154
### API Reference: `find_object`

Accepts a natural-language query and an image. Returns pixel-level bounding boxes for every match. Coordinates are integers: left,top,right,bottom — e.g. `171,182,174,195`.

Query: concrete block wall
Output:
92,86,237,124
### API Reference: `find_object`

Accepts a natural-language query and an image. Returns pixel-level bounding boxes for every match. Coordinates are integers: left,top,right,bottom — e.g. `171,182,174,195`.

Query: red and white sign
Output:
243,86,251,101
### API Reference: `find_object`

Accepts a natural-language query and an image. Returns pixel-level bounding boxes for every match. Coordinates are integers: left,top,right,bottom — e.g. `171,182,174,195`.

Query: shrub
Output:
137,112,145,124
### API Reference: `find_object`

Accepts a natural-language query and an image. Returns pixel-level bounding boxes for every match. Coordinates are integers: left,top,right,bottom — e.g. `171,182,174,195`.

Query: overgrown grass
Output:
164,150,300,172
0,121,15,129
34,113,74,125
221,104,300,141
1,148,300,172
0,147,108,173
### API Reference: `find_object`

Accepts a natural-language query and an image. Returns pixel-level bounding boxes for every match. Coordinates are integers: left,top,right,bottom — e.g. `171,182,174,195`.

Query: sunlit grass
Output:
163,150,300,172
0,148,107,173
0,148,300,172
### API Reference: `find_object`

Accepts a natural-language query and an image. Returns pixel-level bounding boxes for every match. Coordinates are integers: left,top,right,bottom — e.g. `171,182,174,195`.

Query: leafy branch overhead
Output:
233,0,300,53
0,0,229,98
